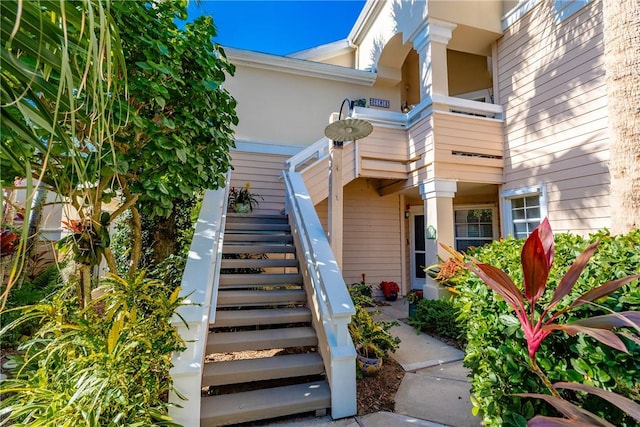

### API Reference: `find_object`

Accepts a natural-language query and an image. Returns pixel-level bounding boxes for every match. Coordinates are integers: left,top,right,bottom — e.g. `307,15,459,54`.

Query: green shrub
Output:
0,263,63,347
348,281,375,308
408,298,464,344
455,229,640,426
0,272,185,426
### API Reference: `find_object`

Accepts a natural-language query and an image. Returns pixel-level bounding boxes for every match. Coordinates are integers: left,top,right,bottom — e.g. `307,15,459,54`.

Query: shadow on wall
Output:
501,1,610,233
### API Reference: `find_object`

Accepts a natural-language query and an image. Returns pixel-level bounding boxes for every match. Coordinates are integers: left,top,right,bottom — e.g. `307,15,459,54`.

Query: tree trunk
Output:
152,210,177,266
603,0,640,234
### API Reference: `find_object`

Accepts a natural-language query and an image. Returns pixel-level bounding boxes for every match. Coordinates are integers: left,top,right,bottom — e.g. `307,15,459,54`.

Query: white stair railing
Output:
168,178,229,426
282,170,357,419
285,136,331,173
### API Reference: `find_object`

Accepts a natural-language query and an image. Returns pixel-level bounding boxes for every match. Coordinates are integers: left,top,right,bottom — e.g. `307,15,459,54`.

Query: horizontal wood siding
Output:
498,0,610,233
312,179,403,287
342,179,403,285
358,127,410,179
229,150,288,214
406,115,435,188
300,157,330,205
432,112,504,183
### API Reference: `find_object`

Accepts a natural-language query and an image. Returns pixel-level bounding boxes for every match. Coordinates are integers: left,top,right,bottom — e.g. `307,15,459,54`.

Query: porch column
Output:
419,178,457,266
410,18,457,100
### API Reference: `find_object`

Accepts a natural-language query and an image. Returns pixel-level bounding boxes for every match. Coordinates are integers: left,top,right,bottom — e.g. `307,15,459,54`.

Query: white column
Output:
419,178,457,266
410,18,457,101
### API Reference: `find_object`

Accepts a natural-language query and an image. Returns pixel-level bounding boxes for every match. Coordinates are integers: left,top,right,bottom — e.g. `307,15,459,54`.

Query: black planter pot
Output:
384,292,398,302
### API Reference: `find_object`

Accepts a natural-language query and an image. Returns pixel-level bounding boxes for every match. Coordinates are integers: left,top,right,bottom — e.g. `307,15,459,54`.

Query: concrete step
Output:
219,273,303,287
200,381,330,426
220,258,298,269
202,352,323,386
216,289,307,307
207,327,318,353
212,307,311,328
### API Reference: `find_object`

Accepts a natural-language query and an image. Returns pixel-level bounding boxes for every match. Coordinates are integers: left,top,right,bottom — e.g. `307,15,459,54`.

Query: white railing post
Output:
282,171,357,419
169,176,229,426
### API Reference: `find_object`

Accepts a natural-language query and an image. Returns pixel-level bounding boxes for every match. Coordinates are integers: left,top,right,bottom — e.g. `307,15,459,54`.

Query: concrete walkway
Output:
261,298,482,427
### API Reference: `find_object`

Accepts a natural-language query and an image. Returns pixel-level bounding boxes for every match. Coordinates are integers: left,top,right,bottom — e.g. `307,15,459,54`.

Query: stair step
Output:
201,381,330,426
217,289,307,307
223,244,295,254
219,273,302,287
202,352,323,386
225,222,291,232
207,327,317,353
213,307,311,328
226,213,288,223
221,258,298,269
224,233,293,243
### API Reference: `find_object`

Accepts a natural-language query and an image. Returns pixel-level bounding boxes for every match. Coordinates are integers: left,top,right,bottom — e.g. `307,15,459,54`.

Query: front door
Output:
410,212,426,290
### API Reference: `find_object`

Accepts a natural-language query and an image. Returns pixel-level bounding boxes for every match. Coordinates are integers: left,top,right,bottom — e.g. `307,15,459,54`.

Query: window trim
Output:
501,185,548,238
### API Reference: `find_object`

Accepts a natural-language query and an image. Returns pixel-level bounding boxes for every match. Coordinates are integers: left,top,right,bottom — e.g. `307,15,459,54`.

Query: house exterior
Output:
223,0,609,296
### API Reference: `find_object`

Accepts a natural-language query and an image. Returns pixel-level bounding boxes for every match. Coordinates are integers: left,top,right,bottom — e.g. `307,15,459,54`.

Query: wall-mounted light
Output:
405,210,410,219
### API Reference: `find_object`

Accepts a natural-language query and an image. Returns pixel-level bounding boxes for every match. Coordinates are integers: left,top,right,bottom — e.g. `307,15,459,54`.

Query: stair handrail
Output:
282,170,357,419
285,136,331,173
168,173,230,426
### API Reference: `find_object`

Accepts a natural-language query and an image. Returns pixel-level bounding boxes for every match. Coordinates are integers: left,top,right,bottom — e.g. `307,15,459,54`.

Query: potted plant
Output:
348,306,401,376
406,289,423,318
379,281,399,301
228,182,263,213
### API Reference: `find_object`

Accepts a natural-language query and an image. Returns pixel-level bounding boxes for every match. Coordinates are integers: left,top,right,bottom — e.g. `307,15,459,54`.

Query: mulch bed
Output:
356,356,405,415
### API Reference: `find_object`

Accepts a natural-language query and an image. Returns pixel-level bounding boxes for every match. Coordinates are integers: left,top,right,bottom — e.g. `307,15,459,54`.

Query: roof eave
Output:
225,47,377,86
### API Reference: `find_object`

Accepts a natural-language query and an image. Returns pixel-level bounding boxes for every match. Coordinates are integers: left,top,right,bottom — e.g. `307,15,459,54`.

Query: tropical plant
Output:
454,219,640,425
0,273,185,426
228,182,262,212
348,281,375,308
1,0,125,308
406,289,423,304
349,305,400,359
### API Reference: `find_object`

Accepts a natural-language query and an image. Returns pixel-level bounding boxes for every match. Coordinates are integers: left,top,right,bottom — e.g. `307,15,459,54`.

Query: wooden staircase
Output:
200,213,331,426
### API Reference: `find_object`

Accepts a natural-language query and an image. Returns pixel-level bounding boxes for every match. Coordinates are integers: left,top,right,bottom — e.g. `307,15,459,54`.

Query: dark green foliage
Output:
0,273,185,426
455,229,640,426
408,298,464,344
111,196,201,281
0,264,63,346
111,1,237,219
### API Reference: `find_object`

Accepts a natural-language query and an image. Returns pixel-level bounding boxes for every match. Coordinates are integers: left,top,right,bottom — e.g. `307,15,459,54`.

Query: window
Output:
555,0,591,22
454,208,496,251
501,185,548,239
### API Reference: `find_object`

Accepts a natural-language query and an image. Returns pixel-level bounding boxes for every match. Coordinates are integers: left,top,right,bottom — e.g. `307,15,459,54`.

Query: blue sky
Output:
186,1,366,56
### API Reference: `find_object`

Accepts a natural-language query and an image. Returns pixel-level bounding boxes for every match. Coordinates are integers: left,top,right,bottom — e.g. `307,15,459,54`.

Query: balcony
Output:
287,95,504,203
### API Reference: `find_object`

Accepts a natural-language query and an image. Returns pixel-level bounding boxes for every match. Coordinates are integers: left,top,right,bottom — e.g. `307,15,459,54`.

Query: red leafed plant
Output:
379,281,400,300
452,218,640,424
